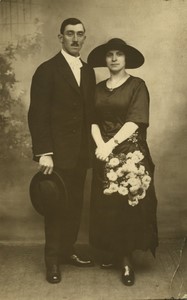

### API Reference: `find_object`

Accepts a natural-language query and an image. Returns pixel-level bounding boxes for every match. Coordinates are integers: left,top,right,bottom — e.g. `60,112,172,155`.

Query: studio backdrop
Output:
0,0,186,243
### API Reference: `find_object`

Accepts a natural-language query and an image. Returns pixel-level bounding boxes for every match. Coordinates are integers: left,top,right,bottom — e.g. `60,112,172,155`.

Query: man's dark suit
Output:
28,52,96,266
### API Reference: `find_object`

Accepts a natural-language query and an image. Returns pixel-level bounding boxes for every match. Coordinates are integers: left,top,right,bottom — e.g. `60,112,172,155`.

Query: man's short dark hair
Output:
60,18,85,34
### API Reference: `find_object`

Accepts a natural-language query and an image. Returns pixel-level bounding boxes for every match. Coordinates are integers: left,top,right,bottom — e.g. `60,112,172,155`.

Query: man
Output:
28,18,96,283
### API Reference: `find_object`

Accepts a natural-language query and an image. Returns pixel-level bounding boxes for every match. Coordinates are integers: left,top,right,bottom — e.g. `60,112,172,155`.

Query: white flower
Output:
126,172,137,179
125,160,138,173
128,197,139,206
126,152,134,159
137,165,145,175
126,151,144,164
127,177,141,188
121,163,129,173
138,190,146,199
129,185,140,194
106,170,118,181
142,174,151,184
108,157,120,167
118,186,128,196
109,183,118,193
142,182,150,190
103,188,113,195
116,167,124,177
132,150,144,163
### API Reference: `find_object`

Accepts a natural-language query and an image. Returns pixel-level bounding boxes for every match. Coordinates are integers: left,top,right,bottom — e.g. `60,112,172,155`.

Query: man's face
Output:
59,24,86,57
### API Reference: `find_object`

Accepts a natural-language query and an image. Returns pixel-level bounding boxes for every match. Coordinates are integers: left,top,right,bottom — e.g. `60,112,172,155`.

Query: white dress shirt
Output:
61,48,83,86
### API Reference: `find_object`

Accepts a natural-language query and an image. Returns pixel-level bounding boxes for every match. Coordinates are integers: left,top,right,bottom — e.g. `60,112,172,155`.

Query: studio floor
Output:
0,239,186,300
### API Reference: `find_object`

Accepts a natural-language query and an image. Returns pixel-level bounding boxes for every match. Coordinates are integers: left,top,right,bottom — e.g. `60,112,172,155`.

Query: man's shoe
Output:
121,266,135,286
46,264,61,284
67,254,94,267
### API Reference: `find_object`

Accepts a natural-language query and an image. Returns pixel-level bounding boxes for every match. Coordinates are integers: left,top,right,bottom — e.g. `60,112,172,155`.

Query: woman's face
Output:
105,50,126,72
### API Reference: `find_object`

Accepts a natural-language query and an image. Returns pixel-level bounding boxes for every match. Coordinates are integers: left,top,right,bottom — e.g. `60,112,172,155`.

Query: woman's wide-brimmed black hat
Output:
29,170,68,216
87,38,144,69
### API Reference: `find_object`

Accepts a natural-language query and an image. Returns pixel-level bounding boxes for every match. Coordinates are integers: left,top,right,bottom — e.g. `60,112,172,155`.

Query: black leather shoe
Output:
121,266,135,286
67,254,94,267
46,264,61,284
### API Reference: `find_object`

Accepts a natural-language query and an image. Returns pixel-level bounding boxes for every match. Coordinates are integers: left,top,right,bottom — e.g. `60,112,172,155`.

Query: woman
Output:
88,38,158,286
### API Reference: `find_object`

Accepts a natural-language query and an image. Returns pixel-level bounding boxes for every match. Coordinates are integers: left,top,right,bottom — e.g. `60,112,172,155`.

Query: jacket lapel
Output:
55,52,81,95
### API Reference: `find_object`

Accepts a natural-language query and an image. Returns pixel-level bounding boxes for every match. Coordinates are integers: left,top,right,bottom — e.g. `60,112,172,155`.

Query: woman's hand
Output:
39,155,54,175
95,139,116,161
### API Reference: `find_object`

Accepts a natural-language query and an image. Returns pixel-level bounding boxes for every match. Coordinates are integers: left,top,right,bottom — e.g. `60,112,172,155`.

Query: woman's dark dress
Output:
90,76,158,257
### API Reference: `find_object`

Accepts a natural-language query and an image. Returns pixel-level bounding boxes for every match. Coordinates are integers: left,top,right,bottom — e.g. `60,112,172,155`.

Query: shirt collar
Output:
61,48,82,68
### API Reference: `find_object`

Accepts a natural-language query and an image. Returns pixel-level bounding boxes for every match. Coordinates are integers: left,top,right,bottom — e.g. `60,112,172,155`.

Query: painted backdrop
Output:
0,0,186,242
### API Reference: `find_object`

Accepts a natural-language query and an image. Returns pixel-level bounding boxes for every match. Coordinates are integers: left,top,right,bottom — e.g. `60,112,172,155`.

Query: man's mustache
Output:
71,41,79,47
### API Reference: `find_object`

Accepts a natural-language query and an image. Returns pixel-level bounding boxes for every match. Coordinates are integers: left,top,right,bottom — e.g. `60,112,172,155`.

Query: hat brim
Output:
29,170,68,216
87,43,144,69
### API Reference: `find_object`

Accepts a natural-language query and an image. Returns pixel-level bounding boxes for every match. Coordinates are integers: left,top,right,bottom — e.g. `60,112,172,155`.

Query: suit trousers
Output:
44,163,87,267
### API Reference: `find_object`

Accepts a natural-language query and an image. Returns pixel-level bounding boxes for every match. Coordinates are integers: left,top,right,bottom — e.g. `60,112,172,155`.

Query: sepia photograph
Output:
0,0,187,299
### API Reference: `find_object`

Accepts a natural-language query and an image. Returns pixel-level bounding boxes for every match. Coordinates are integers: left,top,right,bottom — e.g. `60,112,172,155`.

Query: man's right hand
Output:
39,155,54,175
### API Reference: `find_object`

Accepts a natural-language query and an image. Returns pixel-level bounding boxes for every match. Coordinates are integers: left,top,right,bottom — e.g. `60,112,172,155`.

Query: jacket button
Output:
72,129,76,133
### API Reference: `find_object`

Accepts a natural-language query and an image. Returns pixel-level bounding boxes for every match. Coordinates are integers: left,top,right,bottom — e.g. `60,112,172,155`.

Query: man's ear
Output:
58,34,63,43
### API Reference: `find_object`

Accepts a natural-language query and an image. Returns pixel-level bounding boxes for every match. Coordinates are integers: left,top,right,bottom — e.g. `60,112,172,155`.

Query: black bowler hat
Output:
87,38,144,69
29,170,68,216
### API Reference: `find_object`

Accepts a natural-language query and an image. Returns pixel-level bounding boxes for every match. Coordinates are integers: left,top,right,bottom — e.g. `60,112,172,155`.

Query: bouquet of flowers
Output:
103,150,151,206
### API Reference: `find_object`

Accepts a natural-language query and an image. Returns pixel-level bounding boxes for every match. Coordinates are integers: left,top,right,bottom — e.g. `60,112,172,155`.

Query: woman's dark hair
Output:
60,18,85,34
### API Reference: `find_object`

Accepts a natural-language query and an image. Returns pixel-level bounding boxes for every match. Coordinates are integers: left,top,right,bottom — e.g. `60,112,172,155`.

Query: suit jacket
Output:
28,52,96,169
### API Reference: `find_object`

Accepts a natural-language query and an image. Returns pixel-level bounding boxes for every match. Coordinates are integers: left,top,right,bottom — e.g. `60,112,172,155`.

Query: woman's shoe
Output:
46,264,61,284
121,265,135,286
100,262,114,269
100,253,115,269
